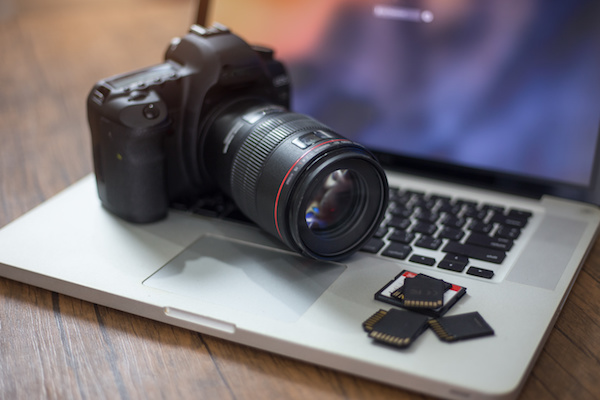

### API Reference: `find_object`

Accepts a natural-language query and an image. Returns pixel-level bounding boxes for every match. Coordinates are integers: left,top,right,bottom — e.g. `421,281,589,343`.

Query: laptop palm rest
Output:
507,214,586,290
144,235,346,323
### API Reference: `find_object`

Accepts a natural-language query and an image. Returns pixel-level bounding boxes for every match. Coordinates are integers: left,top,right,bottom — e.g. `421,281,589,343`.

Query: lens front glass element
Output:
305,169,357,232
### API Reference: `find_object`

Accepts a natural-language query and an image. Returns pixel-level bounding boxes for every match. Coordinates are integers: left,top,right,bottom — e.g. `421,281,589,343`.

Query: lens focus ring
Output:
230,112,327,217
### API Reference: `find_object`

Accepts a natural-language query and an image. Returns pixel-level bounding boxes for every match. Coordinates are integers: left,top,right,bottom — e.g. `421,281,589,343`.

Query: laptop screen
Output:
207,0,600,201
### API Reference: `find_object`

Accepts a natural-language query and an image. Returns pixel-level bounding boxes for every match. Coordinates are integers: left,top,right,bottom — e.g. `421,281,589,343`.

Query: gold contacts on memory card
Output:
362,308,430,348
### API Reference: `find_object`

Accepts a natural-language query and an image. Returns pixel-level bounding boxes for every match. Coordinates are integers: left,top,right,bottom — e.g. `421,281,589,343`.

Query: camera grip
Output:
91,92,170,223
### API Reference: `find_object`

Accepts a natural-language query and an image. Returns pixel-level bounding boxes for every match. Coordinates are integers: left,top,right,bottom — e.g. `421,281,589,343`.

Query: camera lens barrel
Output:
201,99,388,261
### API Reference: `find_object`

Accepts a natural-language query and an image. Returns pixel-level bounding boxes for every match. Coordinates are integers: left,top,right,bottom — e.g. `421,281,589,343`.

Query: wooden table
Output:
1,1,599,398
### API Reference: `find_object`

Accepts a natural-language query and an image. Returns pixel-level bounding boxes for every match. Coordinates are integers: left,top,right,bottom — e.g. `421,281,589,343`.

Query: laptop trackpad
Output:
144,235,346,322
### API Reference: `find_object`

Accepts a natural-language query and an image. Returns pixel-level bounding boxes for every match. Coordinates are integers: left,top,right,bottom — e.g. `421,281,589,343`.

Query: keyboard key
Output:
442,241,506,264
481,204,505,213
405,190,426,198
414,210,440,223
409,254,436,266
415,235,443,250
382,243,412,260
387,216,411,230
373,226,389,238
389,205,413,218
443,253,469,265
438,260,466,272
489,214,528,228
361,238,385,253
389,230,416,244
455,199,478,208
438,202,462,215
463,206,488,220
413,198,438,210
465,232,513,251
390,191,412,205
441,215,466,228
467,267,495,279
412,221,438,236
429,194,452,203
508,209,533,220
467,220,493,234
495,225,521,240
438,226,465,241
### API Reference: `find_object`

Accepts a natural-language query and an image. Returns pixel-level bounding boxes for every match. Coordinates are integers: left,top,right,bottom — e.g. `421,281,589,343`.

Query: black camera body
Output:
88,24,289,223
88,24,388,261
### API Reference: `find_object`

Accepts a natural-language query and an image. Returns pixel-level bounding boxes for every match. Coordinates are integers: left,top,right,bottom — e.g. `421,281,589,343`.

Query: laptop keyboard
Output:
177,185,533,281
361,186,533,280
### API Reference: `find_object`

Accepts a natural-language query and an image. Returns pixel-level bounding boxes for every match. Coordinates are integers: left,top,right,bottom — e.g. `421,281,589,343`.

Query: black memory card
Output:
375,270,467,317
397,273,447,309
362,308,430,348
429,312,495,342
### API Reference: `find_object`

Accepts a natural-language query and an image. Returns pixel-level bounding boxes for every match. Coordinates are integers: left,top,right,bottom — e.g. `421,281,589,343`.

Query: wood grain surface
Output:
1,1,599,399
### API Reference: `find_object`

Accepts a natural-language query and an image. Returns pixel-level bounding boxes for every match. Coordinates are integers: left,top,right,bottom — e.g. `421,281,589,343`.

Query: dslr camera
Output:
87,24,388,260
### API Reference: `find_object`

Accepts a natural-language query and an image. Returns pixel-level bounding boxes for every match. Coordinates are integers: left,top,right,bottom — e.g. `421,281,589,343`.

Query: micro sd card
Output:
375,270,467,317
397,274,447,309
429,312,494,342
362,308,430,348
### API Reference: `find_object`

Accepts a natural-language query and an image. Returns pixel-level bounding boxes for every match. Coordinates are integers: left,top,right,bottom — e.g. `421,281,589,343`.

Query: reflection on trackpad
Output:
143,235,346,322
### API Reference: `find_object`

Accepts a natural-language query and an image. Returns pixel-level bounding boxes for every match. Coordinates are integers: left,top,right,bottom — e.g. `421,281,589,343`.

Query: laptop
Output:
1,0,599,398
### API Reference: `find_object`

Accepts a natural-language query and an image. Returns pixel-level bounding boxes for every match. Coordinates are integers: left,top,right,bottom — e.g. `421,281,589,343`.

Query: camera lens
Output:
200,99,388,260
305,169,356,232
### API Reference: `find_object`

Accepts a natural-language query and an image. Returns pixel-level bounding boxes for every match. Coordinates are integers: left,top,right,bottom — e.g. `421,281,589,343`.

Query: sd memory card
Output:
362,308,430,348
375,270,466,317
